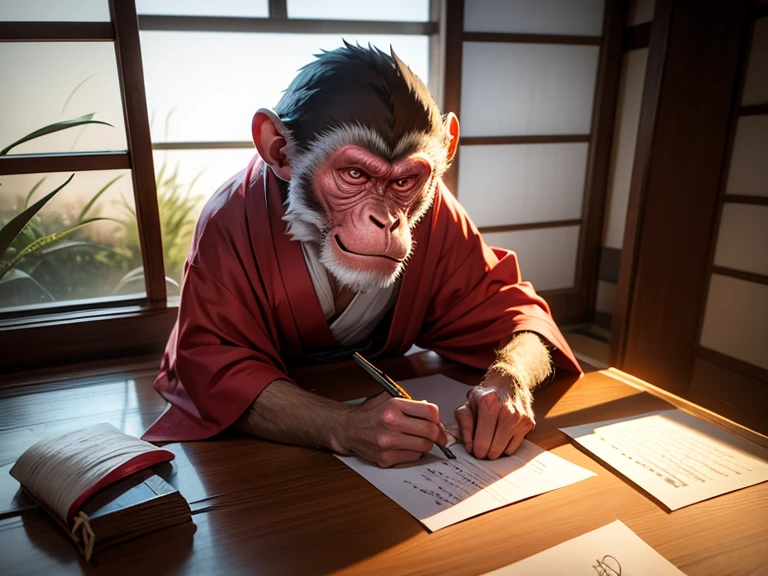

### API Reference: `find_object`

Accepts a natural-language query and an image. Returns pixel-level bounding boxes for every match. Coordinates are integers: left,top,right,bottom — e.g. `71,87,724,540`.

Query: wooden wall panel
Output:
617,0,749,393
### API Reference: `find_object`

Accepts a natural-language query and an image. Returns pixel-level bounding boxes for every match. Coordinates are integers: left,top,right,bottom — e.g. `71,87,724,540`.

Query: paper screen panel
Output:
287,0,429,21
0,0,109,21
460,43,599,137
604,49,649,249
713,204,768,276
136,0,268,17
0,43,127,155
463,0,604,36
742,18,768,106
725,115,768,197
140,32,429,143
457,143,587,227
481,226,580,291
700,275,768,370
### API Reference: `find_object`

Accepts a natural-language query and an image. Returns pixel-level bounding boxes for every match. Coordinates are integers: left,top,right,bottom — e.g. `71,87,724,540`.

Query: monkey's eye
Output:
347,168,364,179
391,177,415,191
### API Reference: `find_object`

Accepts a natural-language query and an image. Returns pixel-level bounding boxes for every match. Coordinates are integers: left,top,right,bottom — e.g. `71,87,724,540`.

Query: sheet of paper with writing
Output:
336,375,596,531
561,409,768,510
482,520,686,575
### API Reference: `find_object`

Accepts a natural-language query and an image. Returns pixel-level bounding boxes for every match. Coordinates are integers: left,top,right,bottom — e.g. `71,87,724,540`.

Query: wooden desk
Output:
1,352,766,575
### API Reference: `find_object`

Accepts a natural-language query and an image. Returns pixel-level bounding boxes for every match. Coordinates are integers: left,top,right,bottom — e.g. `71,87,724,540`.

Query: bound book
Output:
10,423,192,561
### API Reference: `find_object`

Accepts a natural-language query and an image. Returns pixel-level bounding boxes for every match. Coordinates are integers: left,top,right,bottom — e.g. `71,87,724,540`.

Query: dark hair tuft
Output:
274,42,443,153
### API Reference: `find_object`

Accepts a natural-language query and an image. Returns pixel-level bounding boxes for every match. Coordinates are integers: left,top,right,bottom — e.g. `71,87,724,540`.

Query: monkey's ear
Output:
444,112,460,164
252,108,292,181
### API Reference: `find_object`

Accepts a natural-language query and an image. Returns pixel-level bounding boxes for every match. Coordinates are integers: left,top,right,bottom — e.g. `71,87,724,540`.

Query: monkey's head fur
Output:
252,42,460,292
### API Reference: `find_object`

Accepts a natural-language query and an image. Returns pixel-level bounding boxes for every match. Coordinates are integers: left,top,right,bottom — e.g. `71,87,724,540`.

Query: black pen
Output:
352,352,456,460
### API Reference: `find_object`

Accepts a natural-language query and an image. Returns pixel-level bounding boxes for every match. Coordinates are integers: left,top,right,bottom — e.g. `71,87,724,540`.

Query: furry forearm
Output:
234,379,350,453
485,332,553,393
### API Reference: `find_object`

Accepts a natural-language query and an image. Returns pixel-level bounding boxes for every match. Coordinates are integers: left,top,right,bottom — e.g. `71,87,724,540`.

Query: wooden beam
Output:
138,15,437,35
0,22,113,41
268,0,288,19
111,0,167,307
711,266,768,286
463,32,601,45
0,152,130,176
623,22,651,51
577,0,626,320
723,194,768,205
740,103,768,116
611,0,674,367
461,135,590,145
152,141,254,150
478,219,582,234
428,0,446,109
441,0,464,196
0,306,177,374
615,0,749,395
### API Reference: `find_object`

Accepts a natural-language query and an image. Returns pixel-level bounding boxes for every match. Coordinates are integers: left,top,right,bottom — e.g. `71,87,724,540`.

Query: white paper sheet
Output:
561,409,768,510
337,374,595,531
483,520,686,575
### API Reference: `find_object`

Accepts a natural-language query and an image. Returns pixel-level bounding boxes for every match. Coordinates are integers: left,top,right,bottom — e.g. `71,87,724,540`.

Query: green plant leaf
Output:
0,217,106,281
0,174,74,260
38,240,121,257
24,176,48,209
61,76,94,116
0,268,55,301
0,114,113,155
77,174,124,222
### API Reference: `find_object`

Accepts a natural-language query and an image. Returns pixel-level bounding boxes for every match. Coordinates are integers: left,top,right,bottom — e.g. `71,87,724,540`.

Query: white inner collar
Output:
301,242,399,347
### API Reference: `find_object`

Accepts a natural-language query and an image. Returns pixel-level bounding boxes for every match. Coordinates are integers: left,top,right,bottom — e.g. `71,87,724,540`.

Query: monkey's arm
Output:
454,332,551,459
235,379,447,468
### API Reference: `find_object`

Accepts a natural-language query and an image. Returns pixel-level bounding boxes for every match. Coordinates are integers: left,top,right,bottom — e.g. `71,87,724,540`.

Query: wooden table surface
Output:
0,351,766,576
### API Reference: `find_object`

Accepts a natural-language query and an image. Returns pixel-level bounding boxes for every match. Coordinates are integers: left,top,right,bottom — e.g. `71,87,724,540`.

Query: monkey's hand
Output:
454,332,551,459
339,393,448,468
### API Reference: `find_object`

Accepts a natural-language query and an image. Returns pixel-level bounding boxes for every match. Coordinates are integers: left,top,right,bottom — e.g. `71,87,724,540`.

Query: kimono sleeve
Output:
142,264,290,442
414,189,581,374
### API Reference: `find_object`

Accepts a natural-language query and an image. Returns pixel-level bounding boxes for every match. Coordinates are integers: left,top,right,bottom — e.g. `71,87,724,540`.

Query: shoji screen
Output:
692,13,768,419
596,0,654,332
449,0,610,320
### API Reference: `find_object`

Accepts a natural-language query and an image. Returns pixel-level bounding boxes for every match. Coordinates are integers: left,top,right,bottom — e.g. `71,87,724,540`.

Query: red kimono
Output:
142,155,581,442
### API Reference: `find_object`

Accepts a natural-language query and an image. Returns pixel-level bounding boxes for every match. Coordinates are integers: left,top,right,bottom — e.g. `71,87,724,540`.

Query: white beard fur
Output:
280,123,447,292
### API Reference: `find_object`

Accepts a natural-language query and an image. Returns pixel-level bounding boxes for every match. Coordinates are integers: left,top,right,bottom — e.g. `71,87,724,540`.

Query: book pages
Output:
10,423,172,522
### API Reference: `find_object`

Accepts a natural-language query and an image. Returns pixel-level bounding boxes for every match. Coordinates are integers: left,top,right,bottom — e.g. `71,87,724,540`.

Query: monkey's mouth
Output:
334,235,404,263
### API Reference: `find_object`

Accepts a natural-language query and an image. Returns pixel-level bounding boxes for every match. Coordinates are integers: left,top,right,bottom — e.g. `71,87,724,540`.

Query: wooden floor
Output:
1,353,767,575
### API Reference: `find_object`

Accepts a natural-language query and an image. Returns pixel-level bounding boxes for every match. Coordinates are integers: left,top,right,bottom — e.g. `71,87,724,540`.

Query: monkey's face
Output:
313,145,434,291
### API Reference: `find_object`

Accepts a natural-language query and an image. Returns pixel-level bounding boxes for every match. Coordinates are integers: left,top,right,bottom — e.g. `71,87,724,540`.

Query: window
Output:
137,3,433,289
0,0,437,369
0,7,151,315
452,0,608,307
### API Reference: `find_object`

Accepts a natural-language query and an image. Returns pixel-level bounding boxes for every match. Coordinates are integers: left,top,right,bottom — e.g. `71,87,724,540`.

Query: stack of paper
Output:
560,409,768,510
483,520,686,575
337,375,596,531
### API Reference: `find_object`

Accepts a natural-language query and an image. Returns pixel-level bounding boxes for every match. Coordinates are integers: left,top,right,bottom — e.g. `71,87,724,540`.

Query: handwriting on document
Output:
592,555,622,576
595,416,756,489
403,454,546,507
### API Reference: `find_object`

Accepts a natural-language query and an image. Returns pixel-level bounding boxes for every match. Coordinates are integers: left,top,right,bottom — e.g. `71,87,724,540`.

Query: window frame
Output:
0,0,440,372
441,0,625,324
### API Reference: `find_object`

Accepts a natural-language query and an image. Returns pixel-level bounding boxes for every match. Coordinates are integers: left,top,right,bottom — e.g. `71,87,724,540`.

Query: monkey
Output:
143,43,581,468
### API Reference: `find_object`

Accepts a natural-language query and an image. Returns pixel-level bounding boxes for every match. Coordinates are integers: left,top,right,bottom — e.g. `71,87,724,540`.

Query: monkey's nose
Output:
369,215,385,229
369,214,401,232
